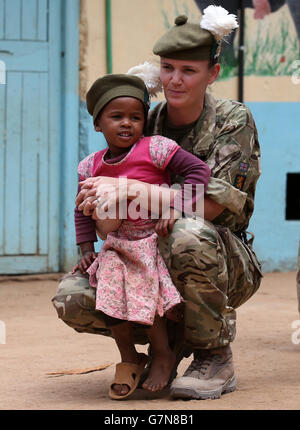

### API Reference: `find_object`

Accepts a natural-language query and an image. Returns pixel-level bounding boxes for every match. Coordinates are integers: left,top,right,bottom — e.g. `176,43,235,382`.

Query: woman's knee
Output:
51,272,96,324
168,218,219,257
158,218,221,293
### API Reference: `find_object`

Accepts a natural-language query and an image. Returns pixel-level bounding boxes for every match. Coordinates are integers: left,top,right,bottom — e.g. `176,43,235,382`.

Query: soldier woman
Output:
53,6,263,400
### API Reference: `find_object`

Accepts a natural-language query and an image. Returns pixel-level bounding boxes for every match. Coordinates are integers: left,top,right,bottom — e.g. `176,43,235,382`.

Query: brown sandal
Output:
109,353,148,400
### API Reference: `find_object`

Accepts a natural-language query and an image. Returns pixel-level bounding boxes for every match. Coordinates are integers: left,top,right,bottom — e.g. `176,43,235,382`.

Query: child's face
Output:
95,97,145,157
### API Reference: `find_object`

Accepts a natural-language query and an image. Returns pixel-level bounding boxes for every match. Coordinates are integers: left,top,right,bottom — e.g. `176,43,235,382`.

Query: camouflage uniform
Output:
52,93,262,349
147,93,262,349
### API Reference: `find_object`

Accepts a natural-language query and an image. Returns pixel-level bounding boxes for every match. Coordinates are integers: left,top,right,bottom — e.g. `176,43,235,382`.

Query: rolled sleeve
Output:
205,105,260,216
205,177,247,215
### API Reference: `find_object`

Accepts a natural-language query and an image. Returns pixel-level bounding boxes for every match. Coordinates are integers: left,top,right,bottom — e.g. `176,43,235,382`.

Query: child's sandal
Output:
109,353,148,400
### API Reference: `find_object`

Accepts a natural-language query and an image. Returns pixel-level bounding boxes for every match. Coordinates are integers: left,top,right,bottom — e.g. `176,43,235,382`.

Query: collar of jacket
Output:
152,92,217,159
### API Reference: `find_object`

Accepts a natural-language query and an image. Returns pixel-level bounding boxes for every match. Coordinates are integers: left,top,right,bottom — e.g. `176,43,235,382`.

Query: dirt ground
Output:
0,271,299,411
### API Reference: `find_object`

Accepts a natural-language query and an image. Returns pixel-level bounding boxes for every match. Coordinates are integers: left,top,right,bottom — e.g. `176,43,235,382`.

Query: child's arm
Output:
74,180,98,274
166,148,225,221
75,204,97,244
74,203,98,274
153,145,213,236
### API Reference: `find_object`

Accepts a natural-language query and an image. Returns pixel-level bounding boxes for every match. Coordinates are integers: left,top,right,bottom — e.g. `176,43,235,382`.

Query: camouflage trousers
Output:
52,219,263,350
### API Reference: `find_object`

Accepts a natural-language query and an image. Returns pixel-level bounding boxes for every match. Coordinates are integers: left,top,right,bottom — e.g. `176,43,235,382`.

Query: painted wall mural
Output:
195,1,299,77
160,0,299,77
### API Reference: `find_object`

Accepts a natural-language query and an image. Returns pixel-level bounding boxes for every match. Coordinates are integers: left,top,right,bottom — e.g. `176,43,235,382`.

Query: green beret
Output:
86,74,150,123
153,15,217,61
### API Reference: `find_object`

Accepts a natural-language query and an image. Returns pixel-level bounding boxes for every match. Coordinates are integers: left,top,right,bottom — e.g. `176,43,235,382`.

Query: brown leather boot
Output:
170,345,236,400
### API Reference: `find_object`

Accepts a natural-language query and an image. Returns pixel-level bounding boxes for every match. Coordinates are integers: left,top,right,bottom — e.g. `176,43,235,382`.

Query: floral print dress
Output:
78,136,183,326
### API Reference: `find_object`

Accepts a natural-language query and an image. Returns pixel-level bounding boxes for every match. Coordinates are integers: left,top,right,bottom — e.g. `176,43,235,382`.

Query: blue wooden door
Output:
0,0,62,273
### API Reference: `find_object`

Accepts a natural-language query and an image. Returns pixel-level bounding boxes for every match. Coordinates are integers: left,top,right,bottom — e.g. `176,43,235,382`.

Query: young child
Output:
73,70,211,400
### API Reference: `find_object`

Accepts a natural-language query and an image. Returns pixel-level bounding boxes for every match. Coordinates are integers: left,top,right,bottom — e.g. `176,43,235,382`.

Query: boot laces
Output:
185,357,213,376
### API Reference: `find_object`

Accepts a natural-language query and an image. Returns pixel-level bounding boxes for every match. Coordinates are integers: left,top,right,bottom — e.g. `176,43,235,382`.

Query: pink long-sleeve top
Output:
75,135,210,245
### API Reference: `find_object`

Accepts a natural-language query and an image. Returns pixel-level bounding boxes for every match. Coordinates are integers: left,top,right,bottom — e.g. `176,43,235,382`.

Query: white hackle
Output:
200,5,239,42
127,61,163,97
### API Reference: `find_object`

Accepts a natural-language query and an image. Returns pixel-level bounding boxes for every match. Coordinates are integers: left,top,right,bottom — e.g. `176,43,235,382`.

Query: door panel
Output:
3,0,48,41
0,0,61,273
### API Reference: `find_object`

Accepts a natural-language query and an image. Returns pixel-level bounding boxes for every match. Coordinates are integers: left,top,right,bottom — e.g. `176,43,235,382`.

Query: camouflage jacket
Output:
146,92,261,233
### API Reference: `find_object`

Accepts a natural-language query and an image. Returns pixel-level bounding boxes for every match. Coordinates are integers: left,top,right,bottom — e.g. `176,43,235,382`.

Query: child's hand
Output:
72,251,98,274
155,208,181,237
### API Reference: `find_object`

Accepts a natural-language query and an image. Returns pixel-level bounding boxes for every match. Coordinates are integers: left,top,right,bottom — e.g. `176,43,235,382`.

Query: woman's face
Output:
160,57,220,110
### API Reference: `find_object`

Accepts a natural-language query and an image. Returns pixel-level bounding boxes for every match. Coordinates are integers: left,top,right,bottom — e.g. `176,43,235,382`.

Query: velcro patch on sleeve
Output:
234,174,246,191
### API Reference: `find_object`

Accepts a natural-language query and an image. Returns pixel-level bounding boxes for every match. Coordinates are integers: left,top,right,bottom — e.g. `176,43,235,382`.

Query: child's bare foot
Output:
142,350,175,392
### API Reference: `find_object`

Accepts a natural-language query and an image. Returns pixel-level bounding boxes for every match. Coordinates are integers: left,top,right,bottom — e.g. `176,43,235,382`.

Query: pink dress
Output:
78,136,183,326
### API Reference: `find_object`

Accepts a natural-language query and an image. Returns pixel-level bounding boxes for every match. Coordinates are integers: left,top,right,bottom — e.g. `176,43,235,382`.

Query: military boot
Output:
170,345,236,400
